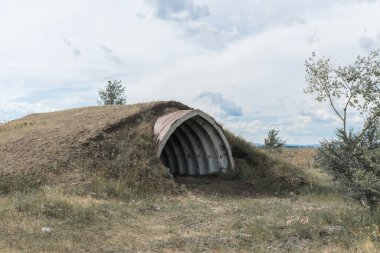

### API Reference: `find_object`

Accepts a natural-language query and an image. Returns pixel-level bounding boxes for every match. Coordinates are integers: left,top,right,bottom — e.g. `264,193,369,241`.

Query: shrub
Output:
316,126,380,211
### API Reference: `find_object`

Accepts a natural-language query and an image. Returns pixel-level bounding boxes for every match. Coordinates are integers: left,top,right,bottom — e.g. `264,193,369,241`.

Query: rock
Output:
41,227,52,233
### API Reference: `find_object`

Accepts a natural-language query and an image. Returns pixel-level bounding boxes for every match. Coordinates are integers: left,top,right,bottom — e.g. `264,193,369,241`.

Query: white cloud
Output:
0,102,52,113
285,116,313,130
0,102,54,122
307,32,319,44
183,22,240,49
300,108,338,123
226,120,264,132
0,0,379,144
194,92,243,117
146,0,210,22
359,36,376,51
99,45,123,64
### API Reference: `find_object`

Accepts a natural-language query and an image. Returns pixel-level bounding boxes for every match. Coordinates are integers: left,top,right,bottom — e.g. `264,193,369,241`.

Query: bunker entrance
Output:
154,110,234,175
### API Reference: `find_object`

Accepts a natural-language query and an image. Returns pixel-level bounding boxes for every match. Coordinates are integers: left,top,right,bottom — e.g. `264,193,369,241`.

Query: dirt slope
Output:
0,101,189,179
1,100,307,195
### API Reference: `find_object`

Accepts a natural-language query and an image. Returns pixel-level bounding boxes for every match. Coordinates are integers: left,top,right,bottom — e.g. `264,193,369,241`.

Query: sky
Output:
1,0,380,144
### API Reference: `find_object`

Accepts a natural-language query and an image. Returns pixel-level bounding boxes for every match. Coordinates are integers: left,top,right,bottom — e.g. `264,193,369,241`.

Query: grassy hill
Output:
0,101,191,192
0,102,379,252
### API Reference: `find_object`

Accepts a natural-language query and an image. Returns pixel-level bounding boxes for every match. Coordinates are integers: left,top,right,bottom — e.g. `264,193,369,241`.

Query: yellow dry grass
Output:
0,101,189,180
1,102,379,252
0,148,379,252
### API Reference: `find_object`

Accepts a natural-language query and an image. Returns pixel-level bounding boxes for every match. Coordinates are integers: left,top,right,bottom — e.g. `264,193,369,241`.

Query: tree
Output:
264,129,286,151
317,124,380,211
305,50,380,210
97,80,127,105
305,50,380,139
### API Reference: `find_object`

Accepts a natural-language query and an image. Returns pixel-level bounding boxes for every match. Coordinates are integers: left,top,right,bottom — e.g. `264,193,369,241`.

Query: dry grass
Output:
0,174,379,252
0,101,189,187
272,148,341,195
1,102,379,252
222,133,311,195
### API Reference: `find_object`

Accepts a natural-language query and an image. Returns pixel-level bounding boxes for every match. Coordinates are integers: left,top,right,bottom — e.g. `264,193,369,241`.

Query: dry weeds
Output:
1,102,379,252
0,101,189,185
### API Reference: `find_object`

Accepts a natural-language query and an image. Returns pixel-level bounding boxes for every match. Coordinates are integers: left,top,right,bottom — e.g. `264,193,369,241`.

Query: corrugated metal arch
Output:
154,110,234,175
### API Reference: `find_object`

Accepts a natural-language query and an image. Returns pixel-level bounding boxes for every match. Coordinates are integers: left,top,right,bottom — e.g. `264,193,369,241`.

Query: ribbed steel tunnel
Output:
154,110,234,175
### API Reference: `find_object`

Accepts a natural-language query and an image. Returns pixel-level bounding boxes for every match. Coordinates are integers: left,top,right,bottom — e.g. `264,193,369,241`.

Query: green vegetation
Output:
305,50,380,210
97,80,127,105
317,126,380,211
305,50,380,136
264,129,286,152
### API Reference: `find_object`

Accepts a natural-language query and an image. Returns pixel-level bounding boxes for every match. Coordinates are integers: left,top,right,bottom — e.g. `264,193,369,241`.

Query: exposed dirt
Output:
174,176,258,198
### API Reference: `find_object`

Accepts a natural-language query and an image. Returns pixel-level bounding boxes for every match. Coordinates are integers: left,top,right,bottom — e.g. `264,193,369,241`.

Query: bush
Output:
316,126,380,211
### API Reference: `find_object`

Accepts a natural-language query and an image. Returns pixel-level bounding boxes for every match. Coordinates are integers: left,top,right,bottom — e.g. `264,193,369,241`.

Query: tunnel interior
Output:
155,112,233,176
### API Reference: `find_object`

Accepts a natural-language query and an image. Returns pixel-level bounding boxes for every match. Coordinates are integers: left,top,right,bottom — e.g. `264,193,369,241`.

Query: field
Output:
1,148,379,252
0,104,379,252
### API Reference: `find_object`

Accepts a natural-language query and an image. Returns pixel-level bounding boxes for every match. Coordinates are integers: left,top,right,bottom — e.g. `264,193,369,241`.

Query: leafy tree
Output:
97,80,127,105
305,50,380,210
305,50,380,139
264,129,286,151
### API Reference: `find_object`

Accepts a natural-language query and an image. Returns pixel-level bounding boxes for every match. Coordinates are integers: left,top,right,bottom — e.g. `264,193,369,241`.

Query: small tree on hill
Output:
264,129,286,151
98,80,127,105
305,50,380,211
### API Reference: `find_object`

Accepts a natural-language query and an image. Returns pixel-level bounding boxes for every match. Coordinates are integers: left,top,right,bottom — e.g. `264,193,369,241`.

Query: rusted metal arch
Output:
154,109,234,175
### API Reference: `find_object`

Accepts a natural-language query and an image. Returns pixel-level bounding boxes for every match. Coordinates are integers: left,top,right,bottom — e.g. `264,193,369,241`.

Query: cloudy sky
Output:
1,0,380,144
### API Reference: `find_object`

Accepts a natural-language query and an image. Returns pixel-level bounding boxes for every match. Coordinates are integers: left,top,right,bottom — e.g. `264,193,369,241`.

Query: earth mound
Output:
0,100,306,194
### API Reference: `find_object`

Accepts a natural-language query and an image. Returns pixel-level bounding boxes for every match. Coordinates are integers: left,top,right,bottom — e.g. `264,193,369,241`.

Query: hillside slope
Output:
0,101,189,182
1,102,379,252
1,100,308,194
